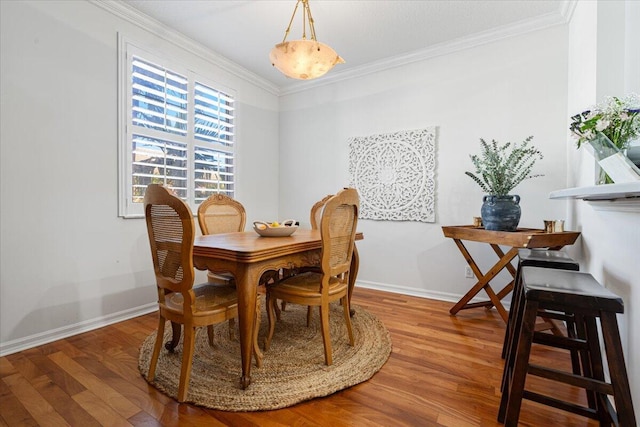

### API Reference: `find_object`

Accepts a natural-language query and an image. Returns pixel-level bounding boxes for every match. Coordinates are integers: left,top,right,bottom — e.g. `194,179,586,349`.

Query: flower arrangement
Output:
570,93,640,150
465,136,544,196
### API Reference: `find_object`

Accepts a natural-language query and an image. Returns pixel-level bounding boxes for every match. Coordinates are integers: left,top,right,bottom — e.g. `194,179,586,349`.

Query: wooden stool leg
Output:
572,313,598,411
600,312,637,426
585,315,613,422
500,274,527,395
564,315,581,375
500,299,538,425
502,266,523,359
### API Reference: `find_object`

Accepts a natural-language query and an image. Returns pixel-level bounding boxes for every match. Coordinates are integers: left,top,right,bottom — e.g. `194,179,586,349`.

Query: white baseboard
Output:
0,303,158,357
1,282,510,357
355,279,512,309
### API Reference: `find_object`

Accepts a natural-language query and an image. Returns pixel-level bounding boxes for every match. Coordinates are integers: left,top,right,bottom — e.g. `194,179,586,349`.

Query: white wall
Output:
279,26,570,301
567,0,640,408
0,0,280,353
279,2,638,406
1,0,637,410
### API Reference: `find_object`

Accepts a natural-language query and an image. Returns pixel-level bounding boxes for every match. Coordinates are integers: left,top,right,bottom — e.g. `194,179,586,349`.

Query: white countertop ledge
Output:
550,183,640,200
549,183,640,212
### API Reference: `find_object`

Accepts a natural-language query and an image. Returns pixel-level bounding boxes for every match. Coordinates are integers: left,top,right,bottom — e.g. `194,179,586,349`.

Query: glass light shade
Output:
270,39,345,80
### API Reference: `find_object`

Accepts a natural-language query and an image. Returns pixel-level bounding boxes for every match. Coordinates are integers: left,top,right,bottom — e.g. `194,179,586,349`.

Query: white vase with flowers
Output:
570,93,640,184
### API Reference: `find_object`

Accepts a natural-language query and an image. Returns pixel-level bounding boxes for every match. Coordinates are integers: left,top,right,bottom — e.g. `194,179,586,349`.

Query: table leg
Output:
490,244,517,278
235,266,259,389
348,245,360,316
485,283,510,323
449,239,518,323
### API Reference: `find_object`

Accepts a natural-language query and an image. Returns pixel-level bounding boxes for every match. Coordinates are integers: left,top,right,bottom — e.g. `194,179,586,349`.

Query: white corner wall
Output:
278,25,571,302
567,0,640,408
0,0,280,354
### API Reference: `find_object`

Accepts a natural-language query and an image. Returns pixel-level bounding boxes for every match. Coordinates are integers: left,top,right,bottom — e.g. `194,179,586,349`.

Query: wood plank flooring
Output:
1,288,598,426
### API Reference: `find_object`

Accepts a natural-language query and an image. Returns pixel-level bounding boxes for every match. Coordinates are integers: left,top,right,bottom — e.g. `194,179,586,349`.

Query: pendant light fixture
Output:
269,0,344,80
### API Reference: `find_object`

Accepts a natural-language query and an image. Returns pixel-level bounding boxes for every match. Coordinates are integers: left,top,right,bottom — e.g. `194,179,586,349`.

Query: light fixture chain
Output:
281,0,302,43
303,0,317,41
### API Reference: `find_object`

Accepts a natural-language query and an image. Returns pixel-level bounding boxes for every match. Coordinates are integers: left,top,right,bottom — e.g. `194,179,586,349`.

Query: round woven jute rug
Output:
138,300,392,411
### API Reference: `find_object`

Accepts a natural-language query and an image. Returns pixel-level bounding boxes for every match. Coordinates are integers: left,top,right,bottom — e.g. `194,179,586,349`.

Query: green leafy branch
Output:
465,136,543,195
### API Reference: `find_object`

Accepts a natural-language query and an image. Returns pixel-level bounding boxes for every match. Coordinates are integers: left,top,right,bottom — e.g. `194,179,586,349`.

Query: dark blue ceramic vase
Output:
481,195,521,231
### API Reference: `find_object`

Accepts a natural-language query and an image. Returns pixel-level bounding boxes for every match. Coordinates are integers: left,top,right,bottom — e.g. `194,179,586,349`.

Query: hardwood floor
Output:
1,288,599,426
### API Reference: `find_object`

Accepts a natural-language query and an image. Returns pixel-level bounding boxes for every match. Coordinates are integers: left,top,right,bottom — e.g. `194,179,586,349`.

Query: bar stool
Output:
501,249,580,359
499,267,635,426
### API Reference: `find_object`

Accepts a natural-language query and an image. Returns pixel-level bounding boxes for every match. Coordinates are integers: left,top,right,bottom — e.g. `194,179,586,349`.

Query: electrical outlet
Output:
465,266,474,278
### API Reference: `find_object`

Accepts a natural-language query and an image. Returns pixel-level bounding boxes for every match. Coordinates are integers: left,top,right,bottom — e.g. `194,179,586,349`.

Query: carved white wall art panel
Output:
349,127,436,222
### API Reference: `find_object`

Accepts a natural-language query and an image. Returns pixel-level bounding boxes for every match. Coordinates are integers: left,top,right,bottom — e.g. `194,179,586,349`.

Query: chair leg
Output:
165,321,181,352
306,305,313,327
274,300,282,320
266,291,282,322
148,316,166,381
320,301,333,365
227,318,235,341
207,325,215,347
341,295,354,345
177,326,196,403
264,292,277,351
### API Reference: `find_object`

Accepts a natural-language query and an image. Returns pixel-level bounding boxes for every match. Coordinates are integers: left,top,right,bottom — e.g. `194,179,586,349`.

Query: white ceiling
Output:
118,0,571,92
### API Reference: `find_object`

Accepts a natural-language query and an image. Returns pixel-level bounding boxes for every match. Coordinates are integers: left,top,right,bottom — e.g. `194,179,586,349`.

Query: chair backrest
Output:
197,193,246,235
310,194,333,230
320,188,359,278
144,184,195,294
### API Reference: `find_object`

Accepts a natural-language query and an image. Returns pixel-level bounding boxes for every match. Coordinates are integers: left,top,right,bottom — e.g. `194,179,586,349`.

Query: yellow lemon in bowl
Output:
271,221,280,227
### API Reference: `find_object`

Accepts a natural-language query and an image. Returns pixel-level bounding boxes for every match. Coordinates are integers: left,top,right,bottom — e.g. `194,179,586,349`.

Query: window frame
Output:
118,36,236,218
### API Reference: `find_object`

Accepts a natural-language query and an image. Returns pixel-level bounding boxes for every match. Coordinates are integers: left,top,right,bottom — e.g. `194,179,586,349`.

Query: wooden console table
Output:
441,226,581,323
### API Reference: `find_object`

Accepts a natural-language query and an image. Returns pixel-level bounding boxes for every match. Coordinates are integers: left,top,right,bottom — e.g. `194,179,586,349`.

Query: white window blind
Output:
119,41,235,217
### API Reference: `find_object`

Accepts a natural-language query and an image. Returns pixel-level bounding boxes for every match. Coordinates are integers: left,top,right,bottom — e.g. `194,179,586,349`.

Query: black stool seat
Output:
517,248,580,269
502,249,579,359
524,268,623,313
499,266,636,426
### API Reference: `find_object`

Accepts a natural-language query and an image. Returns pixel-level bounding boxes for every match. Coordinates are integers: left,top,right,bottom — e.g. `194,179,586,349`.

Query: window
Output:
119,42,235,217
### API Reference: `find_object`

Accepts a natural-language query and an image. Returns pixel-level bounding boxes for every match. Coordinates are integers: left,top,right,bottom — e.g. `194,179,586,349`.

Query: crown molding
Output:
279,2,576,96
90,0,280,96
91,0,577,98
560,0,578,23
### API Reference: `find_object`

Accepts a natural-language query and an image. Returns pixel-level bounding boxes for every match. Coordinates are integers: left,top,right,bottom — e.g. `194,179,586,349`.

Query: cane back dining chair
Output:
144,184,259,402
264,188,359,365
197,192,277,348
197,193,246,286
312,193,361,317
277,194,333,321
162,193,244,353
310,194,334,230
197,193,280,286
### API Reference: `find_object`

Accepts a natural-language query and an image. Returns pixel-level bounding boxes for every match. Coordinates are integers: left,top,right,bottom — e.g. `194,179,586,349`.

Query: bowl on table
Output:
253,219,299,237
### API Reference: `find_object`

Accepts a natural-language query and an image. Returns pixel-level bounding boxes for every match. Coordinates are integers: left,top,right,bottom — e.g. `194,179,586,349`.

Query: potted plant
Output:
465,136,544,231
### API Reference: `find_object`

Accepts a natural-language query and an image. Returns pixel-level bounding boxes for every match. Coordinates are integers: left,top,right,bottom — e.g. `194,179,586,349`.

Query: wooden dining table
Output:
192,228,363,389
